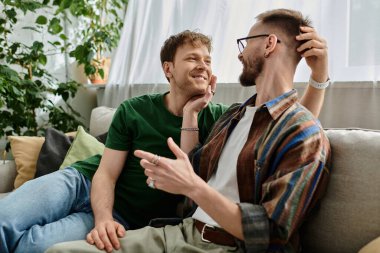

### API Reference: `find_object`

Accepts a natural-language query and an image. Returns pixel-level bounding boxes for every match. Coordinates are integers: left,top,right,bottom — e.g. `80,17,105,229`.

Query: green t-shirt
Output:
72,93,228,228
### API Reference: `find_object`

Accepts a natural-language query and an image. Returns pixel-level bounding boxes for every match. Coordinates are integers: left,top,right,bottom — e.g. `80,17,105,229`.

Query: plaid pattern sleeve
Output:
238,203,269,252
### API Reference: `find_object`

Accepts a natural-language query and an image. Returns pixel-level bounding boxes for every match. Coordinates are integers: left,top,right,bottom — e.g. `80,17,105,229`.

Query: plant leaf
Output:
59,34,68,40
12,86,23,96
48,18,63,35
39,55,47,65
98,68,104,79
36,15,48,25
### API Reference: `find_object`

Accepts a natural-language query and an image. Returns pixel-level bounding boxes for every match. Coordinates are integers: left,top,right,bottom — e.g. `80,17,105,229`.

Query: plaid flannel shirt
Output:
191,89,331,253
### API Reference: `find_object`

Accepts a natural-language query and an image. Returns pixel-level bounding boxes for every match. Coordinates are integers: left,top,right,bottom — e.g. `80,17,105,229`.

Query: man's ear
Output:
163,61,173,79
264,34,279,56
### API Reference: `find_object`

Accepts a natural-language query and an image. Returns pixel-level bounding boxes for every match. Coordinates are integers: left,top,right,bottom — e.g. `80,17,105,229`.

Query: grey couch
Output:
1,106,379,252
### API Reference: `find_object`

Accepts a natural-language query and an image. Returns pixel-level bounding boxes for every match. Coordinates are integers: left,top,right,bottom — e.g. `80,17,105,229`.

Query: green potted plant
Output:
67,0,128,84
0,0,82,138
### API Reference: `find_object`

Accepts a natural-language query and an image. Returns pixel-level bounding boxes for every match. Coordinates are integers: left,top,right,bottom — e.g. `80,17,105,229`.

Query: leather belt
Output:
194,220,237,247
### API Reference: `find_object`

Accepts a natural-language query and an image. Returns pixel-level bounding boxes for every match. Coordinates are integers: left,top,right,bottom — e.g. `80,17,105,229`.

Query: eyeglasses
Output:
237,34,281,53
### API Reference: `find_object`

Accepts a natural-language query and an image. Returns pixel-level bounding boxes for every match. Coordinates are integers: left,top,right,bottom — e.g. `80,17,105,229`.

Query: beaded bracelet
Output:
180,127,199,131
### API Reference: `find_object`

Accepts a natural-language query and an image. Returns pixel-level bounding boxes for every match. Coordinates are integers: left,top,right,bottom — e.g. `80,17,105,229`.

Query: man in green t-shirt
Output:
0,29,329,253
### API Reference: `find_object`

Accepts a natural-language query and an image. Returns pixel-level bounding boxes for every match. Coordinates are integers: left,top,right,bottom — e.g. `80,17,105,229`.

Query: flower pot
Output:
89,57,111,85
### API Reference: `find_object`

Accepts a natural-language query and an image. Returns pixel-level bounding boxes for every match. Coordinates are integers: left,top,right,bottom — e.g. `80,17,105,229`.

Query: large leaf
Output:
12,86,23,96
48,18,63,34
39,54,47,65
84,64,96,75
0,64,21,84
36,15,48,25
59,34,68,40
32,41,44,52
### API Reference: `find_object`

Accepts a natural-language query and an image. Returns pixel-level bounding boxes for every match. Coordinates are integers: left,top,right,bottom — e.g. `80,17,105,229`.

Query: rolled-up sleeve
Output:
238,203,269,253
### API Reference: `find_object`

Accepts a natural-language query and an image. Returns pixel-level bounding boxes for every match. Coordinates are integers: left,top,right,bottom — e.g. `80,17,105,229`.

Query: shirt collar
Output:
240,89,298,120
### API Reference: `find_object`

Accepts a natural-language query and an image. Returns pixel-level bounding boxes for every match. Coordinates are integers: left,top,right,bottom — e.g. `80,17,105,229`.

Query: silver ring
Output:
151,154,160,165
148,178,155,189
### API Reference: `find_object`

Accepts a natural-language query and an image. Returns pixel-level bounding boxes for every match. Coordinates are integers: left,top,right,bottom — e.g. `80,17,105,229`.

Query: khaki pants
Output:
45,218,244,253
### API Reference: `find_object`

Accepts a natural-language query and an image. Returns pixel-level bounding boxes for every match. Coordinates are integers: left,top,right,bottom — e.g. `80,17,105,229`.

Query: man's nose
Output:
238,53,243,62
196,61,207,69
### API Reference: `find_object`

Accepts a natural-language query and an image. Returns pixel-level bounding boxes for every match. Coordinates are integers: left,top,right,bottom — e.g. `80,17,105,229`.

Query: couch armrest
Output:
0,160,16,193
302,129,380,253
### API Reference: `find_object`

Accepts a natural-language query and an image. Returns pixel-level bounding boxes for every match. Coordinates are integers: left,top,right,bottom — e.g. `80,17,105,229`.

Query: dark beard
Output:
239,56,264,87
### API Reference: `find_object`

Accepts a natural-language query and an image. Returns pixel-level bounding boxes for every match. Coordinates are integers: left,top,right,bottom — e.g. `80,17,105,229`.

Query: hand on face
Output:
296,26,329,82
183,75,217,114
134,137,201,196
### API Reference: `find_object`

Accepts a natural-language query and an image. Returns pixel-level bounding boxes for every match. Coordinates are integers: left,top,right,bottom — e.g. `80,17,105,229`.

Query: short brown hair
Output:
256,9,311,38
256,9,312,62
160,30,212,65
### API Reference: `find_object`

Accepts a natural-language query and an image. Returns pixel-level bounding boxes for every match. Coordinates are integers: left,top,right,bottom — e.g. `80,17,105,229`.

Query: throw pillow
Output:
89,106,116,136
8,136,45,189
96,132,108,144
60,126,105,169
35,128,75,178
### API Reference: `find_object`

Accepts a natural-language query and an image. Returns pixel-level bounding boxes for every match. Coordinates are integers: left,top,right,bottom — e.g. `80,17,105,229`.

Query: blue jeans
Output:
0,167,125,253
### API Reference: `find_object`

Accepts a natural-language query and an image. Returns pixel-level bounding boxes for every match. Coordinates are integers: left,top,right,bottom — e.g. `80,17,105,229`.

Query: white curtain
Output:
105,0,380,108
323,0,380,82
104,0,322,107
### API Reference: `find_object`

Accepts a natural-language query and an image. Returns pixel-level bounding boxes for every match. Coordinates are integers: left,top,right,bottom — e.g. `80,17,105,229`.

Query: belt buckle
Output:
201,223,215,243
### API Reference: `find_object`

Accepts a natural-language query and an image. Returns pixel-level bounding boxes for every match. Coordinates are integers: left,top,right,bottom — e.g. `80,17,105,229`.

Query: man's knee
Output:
117,226,167,252
45,241,73,253
45,240,101,253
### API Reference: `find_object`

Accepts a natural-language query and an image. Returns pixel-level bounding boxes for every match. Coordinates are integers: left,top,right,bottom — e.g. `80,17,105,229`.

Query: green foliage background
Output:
0,0,127,137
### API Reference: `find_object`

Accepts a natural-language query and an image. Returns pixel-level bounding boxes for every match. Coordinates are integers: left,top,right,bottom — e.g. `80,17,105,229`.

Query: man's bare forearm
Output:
300,85,325,117
91,169,116,223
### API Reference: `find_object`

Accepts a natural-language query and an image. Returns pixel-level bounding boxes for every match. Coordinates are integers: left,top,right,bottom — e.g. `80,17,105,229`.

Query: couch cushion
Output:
302,129,380,253
35,128,75,178
89,106,116,136
60,126,105,169
0,160,16,193
8,136,45,189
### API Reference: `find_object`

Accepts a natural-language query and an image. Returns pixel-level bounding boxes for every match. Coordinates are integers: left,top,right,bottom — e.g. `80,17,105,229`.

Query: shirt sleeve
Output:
105,103,133,151
239,127,330,252
199,103,230,144
238,203,270,252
